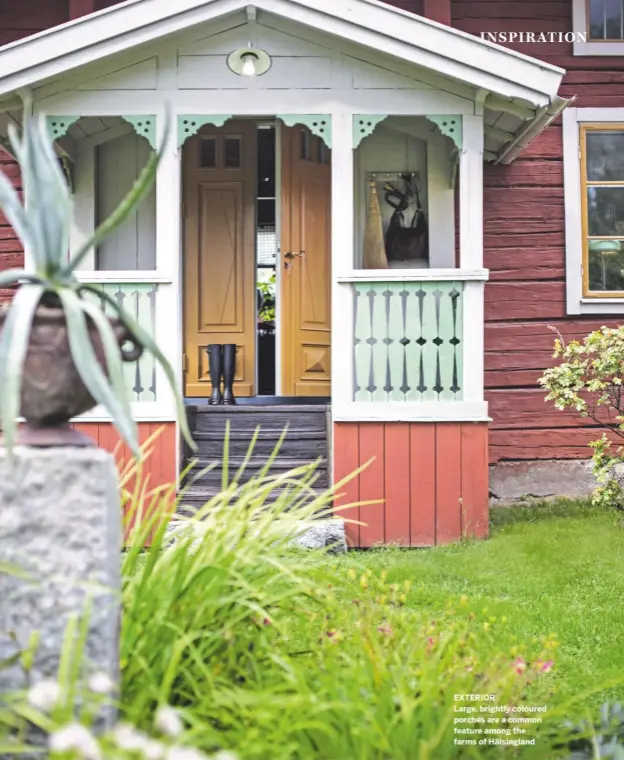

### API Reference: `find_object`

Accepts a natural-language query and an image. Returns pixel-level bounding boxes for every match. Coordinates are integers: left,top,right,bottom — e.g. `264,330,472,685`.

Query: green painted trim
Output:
122,115,157,150
353,115,388,149
277,115,332,148
84,282,159,403
351,280,464,402
46,116,80,140
426,115,463,150
177,115,233,146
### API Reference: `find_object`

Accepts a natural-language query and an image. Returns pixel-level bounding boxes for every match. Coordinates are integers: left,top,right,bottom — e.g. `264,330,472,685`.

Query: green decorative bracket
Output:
122,115,157,149
177,115,232,147
426,115,463,150
353,115,388,149
46,116,80,140
278,115,332,148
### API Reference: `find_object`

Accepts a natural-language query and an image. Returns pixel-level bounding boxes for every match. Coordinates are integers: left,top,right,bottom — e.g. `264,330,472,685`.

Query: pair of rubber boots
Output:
207,344,237,405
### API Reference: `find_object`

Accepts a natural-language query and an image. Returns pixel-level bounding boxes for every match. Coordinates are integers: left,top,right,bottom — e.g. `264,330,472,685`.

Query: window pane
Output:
224,137,242,168
588,240,624,291
590,0,606,38
587,186,624,235
586,131,624,181
589,0,624,39
199,138,216,168
606,0,623,38
300,129,310,160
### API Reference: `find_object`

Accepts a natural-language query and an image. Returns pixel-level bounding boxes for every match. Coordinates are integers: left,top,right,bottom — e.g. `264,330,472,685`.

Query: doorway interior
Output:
182,117,331,402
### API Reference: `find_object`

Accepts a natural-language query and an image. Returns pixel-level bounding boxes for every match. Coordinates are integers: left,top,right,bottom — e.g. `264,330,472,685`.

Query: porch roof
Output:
0,0,571,163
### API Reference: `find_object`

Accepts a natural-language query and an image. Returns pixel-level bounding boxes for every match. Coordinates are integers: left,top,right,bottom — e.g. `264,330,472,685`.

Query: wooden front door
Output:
280,126,332,396
183,121,256,398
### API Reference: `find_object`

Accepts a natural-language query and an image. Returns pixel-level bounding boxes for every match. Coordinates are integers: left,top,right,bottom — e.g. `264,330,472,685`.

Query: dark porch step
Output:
177,484,332,513
192,431,328,458
191,407,328,435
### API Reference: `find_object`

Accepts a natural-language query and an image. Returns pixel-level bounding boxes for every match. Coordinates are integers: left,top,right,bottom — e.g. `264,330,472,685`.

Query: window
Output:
563,108,624,313
581,126,624,294
573,0,624,55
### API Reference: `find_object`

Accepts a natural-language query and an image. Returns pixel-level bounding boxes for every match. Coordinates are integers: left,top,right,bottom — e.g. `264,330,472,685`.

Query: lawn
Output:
343,499,624,710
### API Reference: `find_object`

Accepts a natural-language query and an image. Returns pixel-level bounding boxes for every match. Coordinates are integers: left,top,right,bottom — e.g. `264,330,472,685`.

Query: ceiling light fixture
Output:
227,47,272,77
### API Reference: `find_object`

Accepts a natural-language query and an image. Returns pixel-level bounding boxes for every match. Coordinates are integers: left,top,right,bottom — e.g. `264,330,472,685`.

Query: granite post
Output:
0,447,121,703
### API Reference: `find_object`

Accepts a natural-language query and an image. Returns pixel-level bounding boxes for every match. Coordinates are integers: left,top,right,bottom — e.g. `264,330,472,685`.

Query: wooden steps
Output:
181,405,330,511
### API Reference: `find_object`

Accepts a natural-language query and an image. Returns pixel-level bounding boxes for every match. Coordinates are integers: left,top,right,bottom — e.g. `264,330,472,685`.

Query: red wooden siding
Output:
452,0,624,464
70,421,177,488
333,421,489,547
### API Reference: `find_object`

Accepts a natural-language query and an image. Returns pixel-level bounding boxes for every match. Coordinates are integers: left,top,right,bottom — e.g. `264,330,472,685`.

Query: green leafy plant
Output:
539,326,624,510
0,108,194,455
257,273,275,324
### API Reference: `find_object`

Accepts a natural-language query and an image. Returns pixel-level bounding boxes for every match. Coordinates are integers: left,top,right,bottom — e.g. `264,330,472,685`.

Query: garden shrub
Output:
540,325,624,510
1,436,562,758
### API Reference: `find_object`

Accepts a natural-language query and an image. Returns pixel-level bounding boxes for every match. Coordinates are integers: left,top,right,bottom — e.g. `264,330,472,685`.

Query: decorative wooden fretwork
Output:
352,281,463,402
46,116,81,140
353,115,388,148
121,116,157,149
426,115,463,150
84,283,159,403
277,115,332,148
177,115,233,146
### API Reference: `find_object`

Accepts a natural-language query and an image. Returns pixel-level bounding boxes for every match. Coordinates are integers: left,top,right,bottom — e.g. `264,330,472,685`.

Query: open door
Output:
183,121,257,397
280,125,332,397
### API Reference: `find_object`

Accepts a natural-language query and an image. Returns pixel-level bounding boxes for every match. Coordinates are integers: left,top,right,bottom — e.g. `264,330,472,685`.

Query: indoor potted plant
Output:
0,109,194,455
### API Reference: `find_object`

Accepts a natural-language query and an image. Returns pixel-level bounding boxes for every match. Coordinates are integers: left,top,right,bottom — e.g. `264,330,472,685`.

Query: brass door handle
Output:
284,251,305,270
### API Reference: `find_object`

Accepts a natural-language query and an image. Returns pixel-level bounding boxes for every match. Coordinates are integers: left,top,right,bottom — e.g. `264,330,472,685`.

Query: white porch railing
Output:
332,269,488,421
73,272,178,421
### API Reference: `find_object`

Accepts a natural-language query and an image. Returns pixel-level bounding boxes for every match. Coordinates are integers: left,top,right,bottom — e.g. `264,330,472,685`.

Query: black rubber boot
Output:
222,344,237,405
206,344,223,405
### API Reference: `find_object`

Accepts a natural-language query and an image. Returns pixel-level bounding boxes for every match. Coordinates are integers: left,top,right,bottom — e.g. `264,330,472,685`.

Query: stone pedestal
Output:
0,447,121,696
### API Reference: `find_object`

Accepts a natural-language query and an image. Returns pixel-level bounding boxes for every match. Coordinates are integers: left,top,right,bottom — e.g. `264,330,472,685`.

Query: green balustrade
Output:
84,282,159,403
352,281,463,402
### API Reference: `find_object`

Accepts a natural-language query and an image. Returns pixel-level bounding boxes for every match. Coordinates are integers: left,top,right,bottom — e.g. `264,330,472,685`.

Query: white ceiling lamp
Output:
227,46,272,77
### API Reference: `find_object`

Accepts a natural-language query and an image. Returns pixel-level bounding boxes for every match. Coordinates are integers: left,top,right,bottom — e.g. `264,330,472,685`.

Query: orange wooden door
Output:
183,121,256,397
280,126,331,396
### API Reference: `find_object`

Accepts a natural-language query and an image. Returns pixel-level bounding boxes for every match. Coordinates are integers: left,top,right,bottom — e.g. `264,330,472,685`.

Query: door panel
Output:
183,122,256,398
281,126,331,396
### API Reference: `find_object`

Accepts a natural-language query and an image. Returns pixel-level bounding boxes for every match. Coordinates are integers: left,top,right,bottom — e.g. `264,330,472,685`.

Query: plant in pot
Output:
0,110,195,456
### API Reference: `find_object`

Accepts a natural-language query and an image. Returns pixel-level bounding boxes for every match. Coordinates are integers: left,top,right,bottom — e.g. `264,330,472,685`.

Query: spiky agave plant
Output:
0,110,195,455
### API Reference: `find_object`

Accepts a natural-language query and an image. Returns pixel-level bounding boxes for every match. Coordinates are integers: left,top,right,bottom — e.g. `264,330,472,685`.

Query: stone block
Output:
0,447,121,698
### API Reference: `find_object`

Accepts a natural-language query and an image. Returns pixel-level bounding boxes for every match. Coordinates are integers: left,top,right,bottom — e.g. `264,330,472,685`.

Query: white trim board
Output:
563,106,624,315
331,401,490,422
572,0,624,56
0,0,564,108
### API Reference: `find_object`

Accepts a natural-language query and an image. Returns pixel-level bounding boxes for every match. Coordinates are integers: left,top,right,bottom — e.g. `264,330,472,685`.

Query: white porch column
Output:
459,114,486,404
154,114,182,427
331,111,355,406
459,115,484,269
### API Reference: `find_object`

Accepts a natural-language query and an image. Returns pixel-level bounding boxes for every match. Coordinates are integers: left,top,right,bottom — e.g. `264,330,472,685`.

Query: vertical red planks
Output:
461,423,489,538
332,422,361,546
358,422,386,547
409,422,436,546
435,423,463,544
384,423,411,545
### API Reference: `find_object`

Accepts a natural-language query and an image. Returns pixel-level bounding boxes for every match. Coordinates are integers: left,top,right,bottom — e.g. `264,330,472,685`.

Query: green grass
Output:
342,499,624,710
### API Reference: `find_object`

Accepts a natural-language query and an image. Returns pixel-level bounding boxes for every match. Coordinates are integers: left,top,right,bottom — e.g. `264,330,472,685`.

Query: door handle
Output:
283,251,305,270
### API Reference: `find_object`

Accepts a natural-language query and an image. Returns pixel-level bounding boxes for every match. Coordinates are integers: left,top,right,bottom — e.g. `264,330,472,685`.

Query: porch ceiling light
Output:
227,47,271,77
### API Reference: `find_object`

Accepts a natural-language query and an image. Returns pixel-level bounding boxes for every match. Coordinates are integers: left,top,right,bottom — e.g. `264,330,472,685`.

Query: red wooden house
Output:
0,0,617,544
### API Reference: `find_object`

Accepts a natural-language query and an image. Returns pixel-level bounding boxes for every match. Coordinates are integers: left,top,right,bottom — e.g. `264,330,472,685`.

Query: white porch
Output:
0,0,569,431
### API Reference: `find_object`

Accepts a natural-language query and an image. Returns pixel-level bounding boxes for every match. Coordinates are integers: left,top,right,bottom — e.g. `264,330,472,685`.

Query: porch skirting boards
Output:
332,421,489,547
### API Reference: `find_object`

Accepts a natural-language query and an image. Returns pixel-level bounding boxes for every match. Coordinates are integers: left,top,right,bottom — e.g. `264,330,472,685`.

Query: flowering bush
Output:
539,325,624,510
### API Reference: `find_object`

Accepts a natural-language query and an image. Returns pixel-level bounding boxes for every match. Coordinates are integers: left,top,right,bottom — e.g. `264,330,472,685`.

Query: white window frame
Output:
563,106,624,314
573,0,624,56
